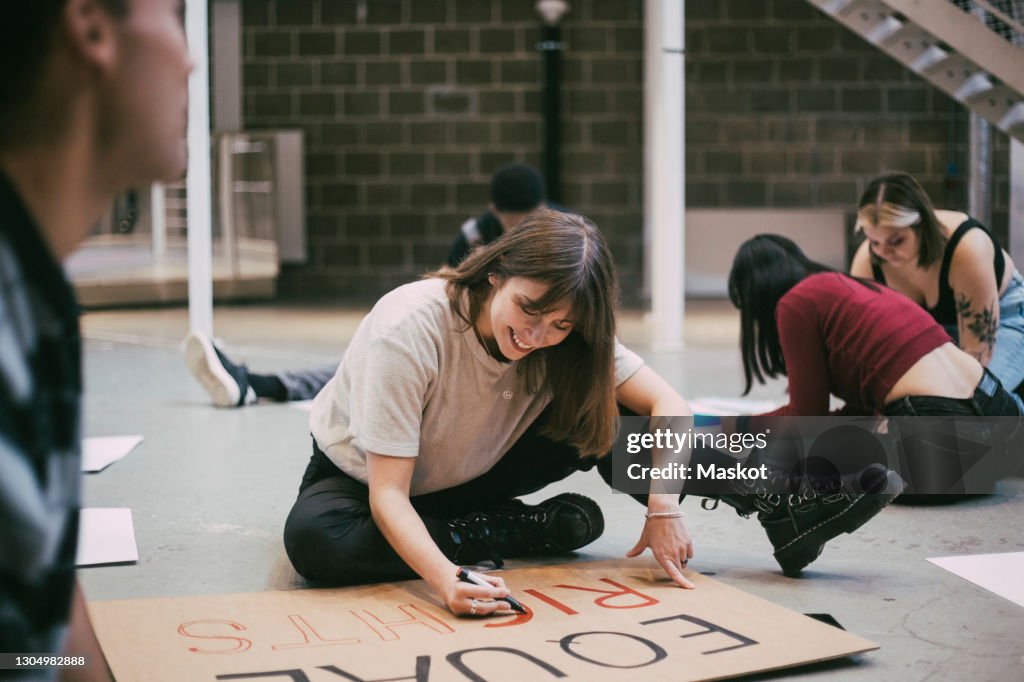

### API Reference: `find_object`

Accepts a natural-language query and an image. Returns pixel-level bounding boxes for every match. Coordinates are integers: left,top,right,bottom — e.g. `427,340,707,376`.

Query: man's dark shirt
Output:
446,211,505,267
446,203,569,267
0,171,82,664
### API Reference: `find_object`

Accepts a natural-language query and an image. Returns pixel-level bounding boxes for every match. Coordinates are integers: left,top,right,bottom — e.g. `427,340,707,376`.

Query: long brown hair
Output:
432,209,620,457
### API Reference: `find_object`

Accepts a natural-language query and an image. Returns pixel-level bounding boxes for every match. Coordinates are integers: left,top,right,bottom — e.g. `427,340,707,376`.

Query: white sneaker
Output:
183,331,257,407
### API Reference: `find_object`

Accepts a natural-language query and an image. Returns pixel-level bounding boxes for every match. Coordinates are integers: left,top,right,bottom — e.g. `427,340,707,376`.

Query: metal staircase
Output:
808,0,1024,142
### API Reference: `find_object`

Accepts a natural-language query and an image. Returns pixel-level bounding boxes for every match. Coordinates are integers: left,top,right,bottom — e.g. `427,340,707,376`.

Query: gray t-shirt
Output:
309,278,644,495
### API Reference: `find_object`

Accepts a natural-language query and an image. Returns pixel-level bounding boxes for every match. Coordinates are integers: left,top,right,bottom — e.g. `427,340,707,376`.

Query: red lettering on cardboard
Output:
178,620,253,654
553,578,660,609
522,589,579,615
483,605,533,628
351,604,454,642
271,615,361,651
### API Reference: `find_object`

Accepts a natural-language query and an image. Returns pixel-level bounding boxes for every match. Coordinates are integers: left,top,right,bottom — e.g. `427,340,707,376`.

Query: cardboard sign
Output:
88,558,875,681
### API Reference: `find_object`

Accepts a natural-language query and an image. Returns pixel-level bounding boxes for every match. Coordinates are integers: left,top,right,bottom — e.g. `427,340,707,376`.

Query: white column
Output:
645,0,685,350
186,0,214,336
1011,138,1024,265
150,183,166,259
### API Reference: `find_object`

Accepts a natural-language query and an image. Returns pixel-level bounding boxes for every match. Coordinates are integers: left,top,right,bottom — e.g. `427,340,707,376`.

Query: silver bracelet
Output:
644,510,685,519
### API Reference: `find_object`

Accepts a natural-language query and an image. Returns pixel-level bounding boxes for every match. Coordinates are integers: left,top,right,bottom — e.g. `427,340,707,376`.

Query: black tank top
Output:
870,218,1005,327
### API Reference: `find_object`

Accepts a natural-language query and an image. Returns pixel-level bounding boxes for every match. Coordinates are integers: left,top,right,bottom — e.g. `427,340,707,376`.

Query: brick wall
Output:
686,0,1011,244
240,0,1009,304
241,0,644,303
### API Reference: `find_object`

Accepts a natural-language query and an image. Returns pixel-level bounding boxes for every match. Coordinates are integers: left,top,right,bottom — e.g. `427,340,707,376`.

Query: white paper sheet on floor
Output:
76,508,138,566
927,552,1024,608
82,435,144,472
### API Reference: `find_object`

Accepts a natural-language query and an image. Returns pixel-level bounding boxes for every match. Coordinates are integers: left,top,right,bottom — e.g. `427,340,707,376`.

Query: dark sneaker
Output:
707,464,906,577
184,331,256,407
449,493,605,568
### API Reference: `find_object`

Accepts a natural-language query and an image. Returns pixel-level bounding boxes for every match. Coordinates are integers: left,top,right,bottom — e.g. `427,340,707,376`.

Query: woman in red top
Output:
729,234,1020,419
716,235,1023,568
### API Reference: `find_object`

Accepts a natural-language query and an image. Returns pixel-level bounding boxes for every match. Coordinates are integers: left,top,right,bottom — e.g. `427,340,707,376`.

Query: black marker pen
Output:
456,567,527,614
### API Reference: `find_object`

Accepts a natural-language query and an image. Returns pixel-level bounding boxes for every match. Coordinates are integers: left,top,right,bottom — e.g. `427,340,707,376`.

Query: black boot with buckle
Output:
448,493,605,568
703,461,906,577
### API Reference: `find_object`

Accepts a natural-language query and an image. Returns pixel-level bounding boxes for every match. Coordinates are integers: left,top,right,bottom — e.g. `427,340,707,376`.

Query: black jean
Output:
881,368,1023,496
284,407,600,585
881,368,1021,418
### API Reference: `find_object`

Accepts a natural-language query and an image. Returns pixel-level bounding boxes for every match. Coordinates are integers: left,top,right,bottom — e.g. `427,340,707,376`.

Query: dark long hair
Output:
432,209,620,457
728,234,876,395
857,172,946,269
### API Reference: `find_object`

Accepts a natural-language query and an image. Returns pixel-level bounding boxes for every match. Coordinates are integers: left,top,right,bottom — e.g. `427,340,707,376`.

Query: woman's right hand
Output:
439,571,515,617
365,455,519,618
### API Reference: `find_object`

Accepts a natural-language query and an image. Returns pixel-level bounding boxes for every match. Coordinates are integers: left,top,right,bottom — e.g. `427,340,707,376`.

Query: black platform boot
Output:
448,493,605,568
704,462,905,577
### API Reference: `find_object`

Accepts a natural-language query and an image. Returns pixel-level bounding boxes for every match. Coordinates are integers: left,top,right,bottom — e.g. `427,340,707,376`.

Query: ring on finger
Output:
470,598,479,615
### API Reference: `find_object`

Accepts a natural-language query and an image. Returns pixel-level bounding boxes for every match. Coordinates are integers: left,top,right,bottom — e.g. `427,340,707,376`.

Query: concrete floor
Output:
78,302,1024,681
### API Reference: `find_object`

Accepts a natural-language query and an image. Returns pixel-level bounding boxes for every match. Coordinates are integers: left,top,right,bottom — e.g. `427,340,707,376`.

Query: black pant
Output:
882,368,1023,496
284,409,595,585
881,368,1021,418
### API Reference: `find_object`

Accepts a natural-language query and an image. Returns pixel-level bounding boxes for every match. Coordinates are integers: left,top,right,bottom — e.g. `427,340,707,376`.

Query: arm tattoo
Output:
955,293,998,354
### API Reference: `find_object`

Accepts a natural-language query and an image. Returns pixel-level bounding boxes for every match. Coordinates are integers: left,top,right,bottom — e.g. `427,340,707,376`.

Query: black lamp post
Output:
536,0,569,203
